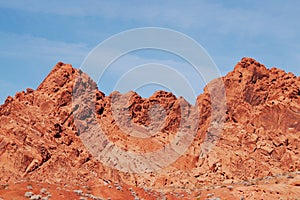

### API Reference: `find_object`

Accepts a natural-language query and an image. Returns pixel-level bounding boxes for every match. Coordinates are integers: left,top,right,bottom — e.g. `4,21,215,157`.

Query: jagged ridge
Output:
0,58,300,199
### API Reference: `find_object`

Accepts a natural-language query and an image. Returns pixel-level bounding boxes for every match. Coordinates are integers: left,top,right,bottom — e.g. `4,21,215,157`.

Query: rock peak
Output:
233,57,267,72
0,58,300,199
37,62,78,93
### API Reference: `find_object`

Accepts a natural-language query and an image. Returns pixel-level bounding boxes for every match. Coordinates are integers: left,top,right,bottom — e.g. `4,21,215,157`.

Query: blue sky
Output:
0,0,300,104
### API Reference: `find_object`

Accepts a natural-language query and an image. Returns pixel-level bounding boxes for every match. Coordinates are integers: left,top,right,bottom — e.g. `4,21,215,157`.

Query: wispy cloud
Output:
0,32,89,64
1,0,299,40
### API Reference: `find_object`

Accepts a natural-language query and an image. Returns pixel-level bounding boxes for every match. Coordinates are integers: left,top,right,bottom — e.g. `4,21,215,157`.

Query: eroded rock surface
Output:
0,58,300,199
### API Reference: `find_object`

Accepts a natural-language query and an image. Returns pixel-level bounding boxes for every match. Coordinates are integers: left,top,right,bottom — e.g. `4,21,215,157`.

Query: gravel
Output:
30,195,42,200
40,188,47,194
74,190,84,196
27,185,33,190
24,191,34,198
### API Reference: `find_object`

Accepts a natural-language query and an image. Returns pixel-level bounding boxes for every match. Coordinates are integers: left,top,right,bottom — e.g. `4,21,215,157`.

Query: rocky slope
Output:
0,58,300,199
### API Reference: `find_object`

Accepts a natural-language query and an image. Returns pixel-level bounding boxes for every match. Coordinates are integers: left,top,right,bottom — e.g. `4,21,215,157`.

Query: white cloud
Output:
0,32,90,65
1,0,299,40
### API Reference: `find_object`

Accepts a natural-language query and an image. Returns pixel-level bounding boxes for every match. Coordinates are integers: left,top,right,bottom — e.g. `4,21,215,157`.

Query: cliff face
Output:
0,58,300,198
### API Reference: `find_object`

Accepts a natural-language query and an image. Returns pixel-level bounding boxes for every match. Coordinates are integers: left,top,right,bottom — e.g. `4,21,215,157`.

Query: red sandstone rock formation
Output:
0,58,299,199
